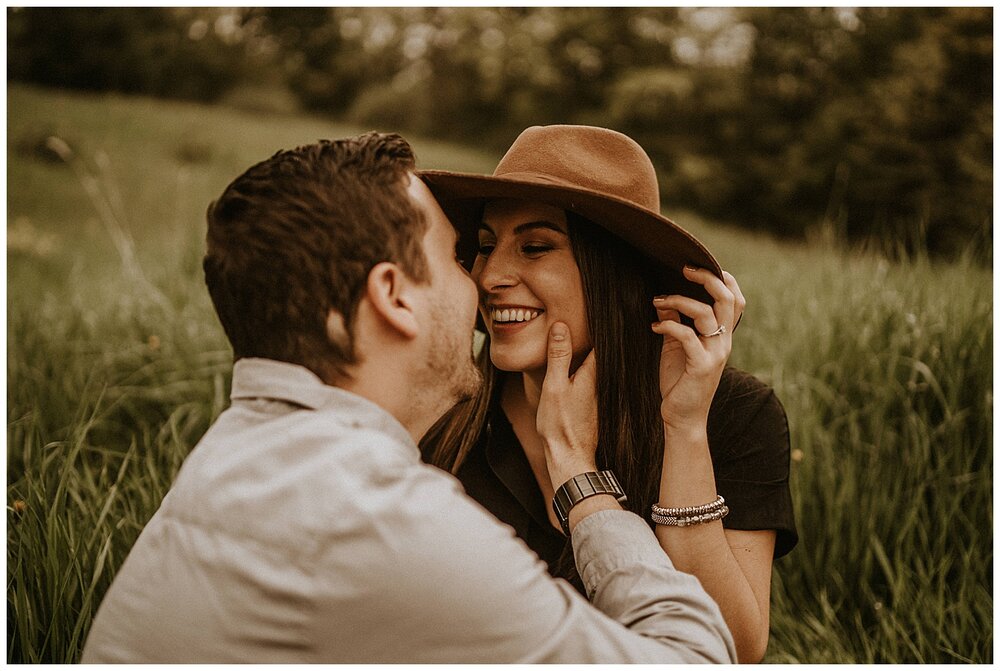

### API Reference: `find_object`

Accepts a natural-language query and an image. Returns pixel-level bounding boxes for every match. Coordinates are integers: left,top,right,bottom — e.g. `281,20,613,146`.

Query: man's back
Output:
85,358,531,662
82,360,383,661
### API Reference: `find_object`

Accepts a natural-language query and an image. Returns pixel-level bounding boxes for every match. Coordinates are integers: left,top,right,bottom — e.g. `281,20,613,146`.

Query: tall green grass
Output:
7,84,993,663
740,250,990,663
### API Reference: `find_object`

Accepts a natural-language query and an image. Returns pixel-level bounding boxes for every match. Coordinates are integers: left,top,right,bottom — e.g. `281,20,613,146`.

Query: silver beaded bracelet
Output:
652,505,729,527
651,495,729,527
652,495,725,517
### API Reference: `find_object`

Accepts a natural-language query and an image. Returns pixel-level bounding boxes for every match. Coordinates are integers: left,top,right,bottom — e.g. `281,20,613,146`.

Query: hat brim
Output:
418,169,722,305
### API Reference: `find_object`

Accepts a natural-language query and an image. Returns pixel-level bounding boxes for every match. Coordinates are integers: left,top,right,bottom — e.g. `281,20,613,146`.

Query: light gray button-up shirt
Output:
82,358,735,663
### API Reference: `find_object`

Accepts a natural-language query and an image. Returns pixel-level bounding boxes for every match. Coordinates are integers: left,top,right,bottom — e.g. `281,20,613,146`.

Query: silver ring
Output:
700,324,727,338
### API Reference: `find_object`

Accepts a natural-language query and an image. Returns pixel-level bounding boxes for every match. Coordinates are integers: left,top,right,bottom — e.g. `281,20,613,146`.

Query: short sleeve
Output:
707,368,798,559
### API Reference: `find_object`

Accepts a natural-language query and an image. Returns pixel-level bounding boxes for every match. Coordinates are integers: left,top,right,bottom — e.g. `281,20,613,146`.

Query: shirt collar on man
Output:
230,357,415,450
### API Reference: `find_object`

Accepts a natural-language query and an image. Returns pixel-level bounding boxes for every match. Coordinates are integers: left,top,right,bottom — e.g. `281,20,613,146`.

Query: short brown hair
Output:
204,132,429,380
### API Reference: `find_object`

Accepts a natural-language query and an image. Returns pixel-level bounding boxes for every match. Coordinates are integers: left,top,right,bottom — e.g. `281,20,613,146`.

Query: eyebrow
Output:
479,221,568,236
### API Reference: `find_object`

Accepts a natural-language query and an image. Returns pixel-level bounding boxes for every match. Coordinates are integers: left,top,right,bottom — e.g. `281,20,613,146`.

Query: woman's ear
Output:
364,261,420,339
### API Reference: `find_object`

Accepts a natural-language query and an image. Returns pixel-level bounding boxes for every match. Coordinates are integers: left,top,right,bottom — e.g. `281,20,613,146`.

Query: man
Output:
82,133,735,663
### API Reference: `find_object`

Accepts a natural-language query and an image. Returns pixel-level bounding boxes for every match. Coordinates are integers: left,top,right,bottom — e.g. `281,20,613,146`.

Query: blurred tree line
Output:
8,7,992,259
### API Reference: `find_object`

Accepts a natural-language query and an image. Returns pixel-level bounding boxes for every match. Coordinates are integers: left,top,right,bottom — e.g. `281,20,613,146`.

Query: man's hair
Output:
203,132,430,380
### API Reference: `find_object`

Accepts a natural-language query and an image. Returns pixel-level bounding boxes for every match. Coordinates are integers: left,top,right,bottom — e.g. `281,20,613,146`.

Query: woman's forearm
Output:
655,425,772,663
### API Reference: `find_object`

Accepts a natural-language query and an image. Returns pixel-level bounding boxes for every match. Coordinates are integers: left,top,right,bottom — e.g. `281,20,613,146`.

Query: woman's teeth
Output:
491,308,541,324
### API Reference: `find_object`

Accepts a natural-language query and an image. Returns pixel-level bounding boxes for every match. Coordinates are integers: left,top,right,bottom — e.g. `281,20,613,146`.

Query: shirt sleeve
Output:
708,368,799,558
308,456,736,664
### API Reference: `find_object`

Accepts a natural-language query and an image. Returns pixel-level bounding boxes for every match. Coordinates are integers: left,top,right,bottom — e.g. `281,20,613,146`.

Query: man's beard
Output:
421,297,483,406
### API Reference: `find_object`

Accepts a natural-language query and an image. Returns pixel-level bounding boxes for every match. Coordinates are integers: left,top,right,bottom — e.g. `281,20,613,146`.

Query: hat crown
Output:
493,125,661,214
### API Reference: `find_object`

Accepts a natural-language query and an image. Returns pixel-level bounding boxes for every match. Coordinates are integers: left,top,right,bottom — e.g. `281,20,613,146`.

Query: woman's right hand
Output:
653,267,744,434
536,321,599,488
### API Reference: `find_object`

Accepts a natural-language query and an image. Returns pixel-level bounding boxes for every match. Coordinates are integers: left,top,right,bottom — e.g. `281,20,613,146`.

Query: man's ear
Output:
364,261,420,339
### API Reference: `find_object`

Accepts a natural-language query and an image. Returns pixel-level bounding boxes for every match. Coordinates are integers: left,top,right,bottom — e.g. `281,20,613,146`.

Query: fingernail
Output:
551,323,567,341
683,265,698,273
653,295,669,303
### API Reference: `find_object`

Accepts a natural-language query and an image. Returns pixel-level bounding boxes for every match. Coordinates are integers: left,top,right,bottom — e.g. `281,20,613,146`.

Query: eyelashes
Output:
476,243,552,257
522,244,552,254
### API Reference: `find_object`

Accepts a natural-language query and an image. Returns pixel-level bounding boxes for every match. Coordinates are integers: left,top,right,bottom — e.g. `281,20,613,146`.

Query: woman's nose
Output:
474,248,517,292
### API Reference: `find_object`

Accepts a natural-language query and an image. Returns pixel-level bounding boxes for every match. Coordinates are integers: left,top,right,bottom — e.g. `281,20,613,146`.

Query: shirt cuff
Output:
571,509,674,598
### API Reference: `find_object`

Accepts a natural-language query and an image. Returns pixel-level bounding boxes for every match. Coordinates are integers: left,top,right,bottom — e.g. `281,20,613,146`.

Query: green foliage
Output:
6,8,992,256
263,7,993,260
7,7,252,102
245,8,370,114
7,86,993,663
725,8,992,260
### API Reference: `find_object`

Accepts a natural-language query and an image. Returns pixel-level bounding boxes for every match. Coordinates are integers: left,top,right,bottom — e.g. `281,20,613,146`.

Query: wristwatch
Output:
552,470,628,534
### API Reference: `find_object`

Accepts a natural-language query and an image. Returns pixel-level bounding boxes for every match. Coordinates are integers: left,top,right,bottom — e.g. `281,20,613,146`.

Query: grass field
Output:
7,83,993,663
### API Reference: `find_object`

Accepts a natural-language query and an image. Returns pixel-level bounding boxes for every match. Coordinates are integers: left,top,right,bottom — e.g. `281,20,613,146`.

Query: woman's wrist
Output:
542,443,599,489
548,464,601,490
662,421,709,449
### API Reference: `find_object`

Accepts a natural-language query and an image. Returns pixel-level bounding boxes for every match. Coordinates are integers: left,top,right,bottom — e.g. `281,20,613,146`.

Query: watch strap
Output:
552,470,627,534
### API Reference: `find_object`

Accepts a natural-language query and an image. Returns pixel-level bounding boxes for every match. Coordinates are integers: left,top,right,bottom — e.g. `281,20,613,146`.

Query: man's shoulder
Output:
162,403,421,546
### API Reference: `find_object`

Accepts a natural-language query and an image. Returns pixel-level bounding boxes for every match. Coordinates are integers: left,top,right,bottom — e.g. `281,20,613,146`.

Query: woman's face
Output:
471,199,592,374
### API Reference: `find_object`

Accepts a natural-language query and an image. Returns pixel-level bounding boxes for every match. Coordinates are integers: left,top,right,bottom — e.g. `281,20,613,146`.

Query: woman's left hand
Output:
652,267,745,434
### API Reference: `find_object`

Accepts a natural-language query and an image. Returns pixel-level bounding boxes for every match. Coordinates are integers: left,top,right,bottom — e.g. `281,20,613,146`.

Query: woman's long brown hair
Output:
420,211,681,586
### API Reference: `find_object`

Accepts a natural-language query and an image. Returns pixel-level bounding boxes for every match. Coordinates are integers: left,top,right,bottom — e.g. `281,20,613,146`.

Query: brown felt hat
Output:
418,124,722,302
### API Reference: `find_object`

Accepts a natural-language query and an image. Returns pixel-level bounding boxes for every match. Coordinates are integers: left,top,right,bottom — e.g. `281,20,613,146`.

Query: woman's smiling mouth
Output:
490,307,543,324
486,305,545,335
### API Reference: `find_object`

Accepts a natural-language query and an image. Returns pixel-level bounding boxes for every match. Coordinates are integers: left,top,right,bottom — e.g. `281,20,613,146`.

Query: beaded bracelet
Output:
652,495,725,518
651,495,729,527
652,505,730,527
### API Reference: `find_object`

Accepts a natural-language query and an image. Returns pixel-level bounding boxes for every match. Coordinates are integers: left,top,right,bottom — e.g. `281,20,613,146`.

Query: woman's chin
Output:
488,348,545,374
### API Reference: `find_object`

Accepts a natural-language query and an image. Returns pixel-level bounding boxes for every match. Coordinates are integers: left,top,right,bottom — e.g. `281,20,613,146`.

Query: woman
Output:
419,125,797,662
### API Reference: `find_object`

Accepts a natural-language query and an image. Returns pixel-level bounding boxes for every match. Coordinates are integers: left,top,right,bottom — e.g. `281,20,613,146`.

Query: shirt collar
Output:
230,357,415,450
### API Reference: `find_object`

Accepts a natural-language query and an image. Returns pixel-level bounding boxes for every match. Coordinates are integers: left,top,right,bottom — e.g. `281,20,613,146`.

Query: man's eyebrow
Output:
477,221,567,236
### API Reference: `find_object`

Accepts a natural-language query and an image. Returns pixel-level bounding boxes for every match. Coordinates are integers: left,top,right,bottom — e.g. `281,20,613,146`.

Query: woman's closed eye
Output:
477,242,553,257
521,243,552,255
